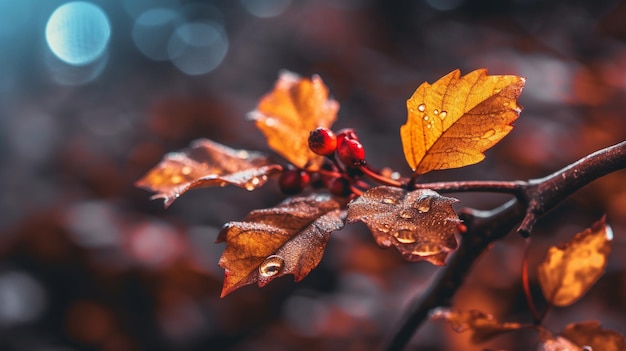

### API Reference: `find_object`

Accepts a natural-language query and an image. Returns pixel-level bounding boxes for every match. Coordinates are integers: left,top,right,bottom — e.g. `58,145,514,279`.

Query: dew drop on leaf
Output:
418,104,426,112
382,197,397,204
259,255,285,277
434,109,439,115
439,111,447,119
400,209,414,219
418,203,431,213
424,115,429,121
395,228,417,244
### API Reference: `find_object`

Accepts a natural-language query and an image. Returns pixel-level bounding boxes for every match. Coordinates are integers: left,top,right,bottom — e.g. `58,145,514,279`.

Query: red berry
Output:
335,128,359,147
337,138,365,167
279,169,310,195
308,127,337,156
328,177,352,197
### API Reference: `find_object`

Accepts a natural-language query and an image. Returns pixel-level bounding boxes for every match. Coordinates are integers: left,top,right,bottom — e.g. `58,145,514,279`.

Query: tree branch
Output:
381,140,626,351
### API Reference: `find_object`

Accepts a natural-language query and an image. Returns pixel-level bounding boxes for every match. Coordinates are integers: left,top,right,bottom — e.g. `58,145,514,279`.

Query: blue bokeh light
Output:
168,21,228,75
45,1,111,66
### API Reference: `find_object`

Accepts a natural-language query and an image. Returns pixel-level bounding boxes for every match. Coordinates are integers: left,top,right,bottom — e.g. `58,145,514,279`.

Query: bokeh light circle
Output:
168,21,228,75
132,8,180,61
45,1,111,66
239,0,292,18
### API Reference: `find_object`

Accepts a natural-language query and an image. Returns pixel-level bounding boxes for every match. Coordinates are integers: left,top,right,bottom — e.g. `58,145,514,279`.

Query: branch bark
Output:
381,140,626,351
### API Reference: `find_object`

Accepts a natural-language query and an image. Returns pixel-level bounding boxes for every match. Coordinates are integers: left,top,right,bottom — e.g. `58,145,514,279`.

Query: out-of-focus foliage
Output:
2,0,626,350
537,216,612,307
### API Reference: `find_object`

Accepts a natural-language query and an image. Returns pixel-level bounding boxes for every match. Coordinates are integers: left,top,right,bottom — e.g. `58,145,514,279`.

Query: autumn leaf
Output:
400,68,525,174
217,194,345,297
135,138,282,207
537,216,613,307
560,321,626,351
248,71,339,170
346,186,459,265
431,308,526,343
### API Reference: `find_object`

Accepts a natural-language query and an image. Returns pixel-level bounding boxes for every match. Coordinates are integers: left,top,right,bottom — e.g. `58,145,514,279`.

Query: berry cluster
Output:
278,127,369,196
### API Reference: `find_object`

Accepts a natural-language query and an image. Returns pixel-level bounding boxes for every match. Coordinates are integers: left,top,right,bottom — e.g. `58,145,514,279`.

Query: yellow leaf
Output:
400,68,525,174
249,71,339,170
537,216,613,307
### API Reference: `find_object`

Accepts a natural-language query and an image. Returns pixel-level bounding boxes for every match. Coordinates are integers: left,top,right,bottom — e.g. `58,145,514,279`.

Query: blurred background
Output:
1,0,626,350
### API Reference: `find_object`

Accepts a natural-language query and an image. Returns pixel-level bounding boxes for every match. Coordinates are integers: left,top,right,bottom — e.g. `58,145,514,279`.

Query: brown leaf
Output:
217,194,345,297
346,186,459,265
537,216,613,307
400,68,525,174
560,321,626,351
248,71,339,170
135,138,282,207
431,308,526,343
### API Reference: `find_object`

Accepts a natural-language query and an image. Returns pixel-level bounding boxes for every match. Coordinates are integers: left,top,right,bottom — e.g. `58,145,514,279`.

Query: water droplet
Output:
423,115,429,121
417,104,426,112
439,111,447,119
482,129,496,139
377,224,391,233
400,209,413,219
181,166,192,175
433,109,439,115
259,255,284,277
394,229,416,244
426,124,432,129
383,197,397,204
244,176,263,191
417,204,430,213
409,107,415,112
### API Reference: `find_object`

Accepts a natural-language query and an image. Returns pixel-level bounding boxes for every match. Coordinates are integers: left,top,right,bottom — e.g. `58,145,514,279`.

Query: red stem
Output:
359,164,403,187
522,237,541,323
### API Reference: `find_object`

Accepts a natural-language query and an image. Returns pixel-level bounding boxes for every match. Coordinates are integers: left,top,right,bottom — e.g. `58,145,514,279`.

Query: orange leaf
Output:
560,321,626,351
346,186,459,265
431,308,526,343
135,138,282,207
249,71,339,170
217,194,344,297
537,216,613,307
400,68,525,174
